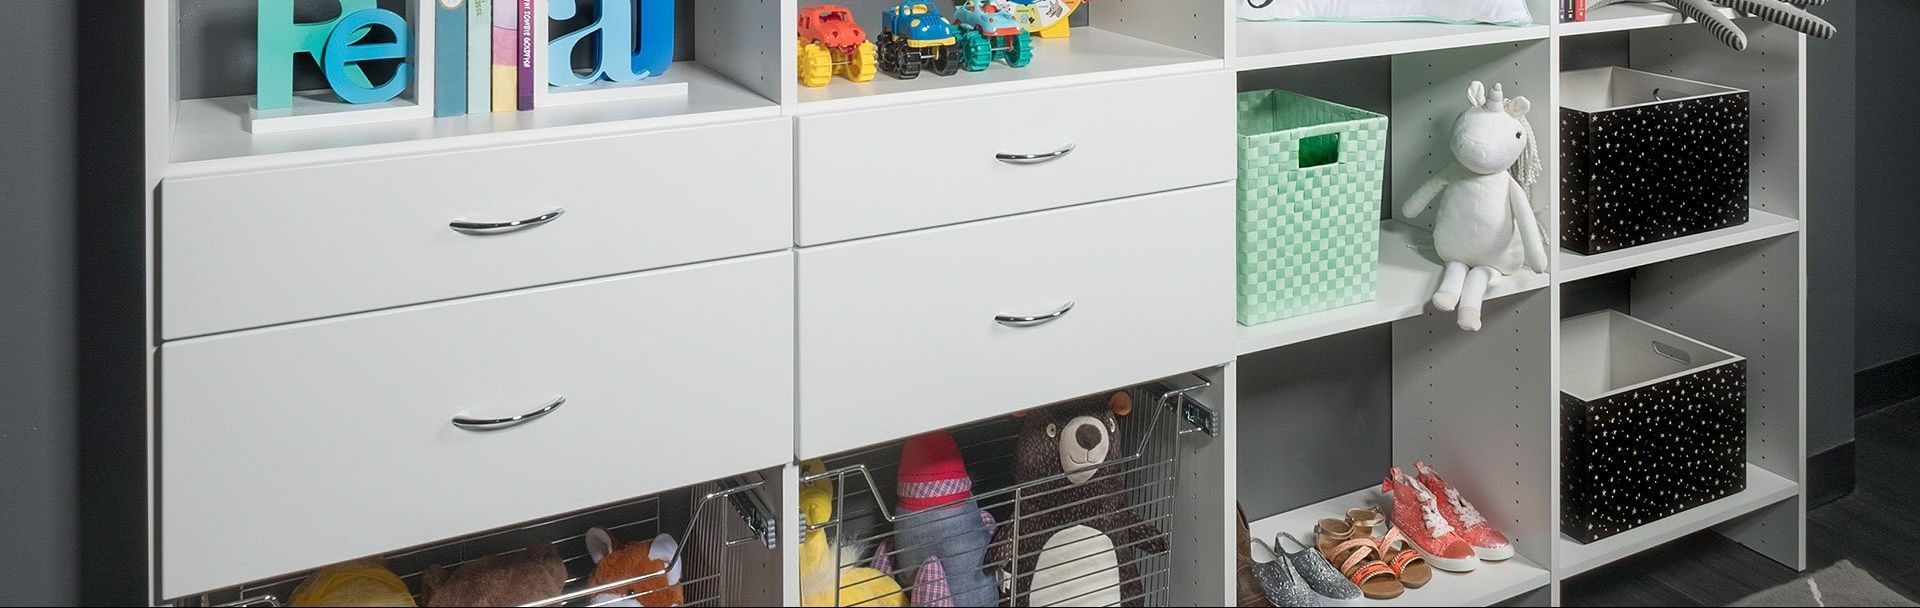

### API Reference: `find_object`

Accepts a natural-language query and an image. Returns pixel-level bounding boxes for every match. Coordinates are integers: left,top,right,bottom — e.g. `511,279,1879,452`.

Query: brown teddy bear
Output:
420,542,566,607
988,391,1169,607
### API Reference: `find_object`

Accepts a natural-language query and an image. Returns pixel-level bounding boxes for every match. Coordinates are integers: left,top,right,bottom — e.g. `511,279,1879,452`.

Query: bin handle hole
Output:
1300,132,1340,168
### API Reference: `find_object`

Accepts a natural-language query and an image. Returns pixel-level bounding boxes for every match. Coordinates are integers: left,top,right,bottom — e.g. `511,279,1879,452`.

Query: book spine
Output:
517,0,534,111
1561,0,1571,23
435,0,466,117
491,0,516,112
468,0,490,112
1575,0,1587,22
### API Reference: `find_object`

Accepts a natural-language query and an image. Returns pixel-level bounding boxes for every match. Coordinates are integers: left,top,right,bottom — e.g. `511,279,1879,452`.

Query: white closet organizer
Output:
139,1,1804,606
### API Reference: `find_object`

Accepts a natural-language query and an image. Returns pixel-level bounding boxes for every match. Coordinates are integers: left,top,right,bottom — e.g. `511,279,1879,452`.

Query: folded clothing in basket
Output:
1237,0,1533,26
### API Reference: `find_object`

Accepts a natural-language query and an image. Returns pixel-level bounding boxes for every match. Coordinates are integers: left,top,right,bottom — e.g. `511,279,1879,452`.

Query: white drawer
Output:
157,253,794,597
795,71,1234,245
796,184,1234,457
160,118,792,339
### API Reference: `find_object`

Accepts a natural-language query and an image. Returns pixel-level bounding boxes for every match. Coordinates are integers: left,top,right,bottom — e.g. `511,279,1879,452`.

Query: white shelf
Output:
1556,463,1800,578
1559,208,1801,282
1246,486,1552,607
169,61,779,177
1236,21,1549,71
1236,220,1549,355
795,28,1219,114
1557,3,1742,37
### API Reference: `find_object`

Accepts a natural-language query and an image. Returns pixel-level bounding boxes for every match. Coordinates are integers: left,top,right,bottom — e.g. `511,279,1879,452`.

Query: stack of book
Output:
435,0,537,117
1561,0,1588,22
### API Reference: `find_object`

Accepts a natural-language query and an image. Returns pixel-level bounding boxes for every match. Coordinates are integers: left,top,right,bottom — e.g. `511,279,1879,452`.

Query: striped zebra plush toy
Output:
1588,0,1836,51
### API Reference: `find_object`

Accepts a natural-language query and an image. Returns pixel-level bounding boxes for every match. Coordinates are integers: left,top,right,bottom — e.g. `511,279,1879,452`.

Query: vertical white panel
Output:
1393,290,1557,567
696,0,785,104
1170,365,1233,606
1096,0,1227,57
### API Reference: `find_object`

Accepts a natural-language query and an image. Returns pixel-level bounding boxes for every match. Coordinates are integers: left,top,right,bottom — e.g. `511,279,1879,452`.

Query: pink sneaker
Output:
1382,467,1480,572
1414,461,1515,561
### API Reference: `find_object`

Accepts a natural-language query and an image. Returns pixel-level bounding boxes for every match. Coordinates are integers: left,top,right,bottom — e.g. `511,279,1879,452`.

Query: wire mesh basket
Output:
803,375,1213,607
173,473,780,608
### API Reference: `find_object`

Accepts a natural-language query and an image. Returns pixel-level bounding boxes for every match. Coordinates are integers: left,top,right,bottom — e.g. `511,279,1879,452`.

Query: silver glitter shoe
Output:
1250,537,1317,607
1278,532,1365,606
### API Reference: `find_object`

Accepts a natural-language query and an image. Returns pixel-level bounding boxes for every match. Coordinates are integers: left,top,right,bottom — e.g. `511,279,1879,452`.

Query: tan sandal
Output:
1376,527,1435,589
1347,507,1385,540
1316,518,1404,600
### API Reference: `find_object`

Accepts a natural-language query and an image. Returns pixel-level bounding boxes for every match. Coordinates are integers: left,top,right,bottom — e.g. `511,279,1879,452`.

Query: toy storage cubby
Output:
162,0,785,172
171,472,783,607
137,2,1810,606
792,0,1225,111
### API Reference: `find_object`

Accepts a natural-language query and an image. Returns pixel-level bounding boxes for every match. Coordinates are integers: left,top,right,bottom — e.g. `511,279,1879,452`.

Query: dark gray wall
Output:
1807,0,1857,453
1856,1,1920,372
0,2,81,605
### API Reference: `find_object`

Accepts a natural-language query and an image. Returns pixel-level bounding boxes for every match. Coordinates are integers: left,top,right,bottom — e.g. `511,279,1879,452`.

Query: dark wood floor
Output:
1564,397,1920,605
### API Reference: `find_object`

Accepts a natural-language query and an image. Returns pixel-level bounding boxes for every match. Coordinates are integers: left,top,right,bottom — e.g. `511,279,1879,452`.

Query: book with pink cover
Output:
491,0,515,111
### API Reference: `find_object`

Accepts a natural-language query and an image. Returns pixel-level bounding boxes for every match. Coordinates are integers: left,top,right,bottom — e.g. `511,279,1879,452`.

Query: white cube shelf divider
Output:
139,2,1809,606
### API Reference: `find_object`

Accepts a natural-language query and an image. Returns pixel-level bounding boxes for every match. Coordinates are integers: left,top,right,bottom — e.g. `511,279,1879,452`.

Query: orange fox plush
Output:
585,528,686,607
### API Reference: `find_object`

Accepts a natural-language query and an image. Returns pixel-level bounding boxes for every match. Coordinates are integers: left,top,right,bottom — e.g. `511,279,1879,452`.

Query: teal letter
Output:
255,0,380,109
324,9,411,104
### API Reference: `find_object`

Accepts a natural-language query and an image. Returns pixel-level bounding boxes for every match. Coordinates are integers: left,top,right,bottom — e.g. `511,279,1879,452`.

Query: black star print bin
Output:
1561,67,1750,255
1561,310,1748,544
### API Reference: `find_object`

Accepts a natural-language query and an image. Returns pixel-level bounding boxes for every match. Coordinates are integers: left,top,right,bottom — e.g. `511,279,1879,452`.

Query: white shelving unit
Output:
138,1,1809,606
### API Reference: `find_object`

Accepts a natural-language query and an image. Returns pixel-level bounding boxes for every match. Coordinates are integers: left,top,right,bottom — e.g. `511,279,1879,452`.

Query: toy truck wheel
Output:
1005,31,1033,68
898,47,924,80
931,45,963,76
845,41,879,83
958,30,992,72
798,39,835,88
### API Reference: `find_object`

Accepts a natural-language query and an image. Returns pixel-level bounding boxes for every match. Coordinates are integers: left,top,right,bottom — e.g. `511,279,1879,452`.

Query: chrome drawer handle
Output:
996,143,1076,165
451,396,565,431
995,301,1075,327
448,207,566,235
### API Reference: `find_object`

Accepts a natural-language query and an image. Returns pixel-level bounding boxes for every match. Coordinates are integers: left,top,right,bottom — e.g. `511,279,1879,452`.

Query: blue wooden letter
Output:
547,0,674,87
323,9,412,104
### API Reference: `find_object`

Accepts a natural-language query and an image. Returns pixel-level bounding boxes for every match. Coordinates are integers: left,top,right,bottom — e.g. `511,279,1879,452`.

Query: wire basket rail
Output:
173,473,779,608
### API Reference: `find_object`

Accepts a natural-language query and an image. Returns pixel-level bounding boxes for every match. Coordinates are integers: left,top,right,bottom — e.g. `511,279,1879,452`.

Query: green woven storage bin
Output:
1236,89,1387,326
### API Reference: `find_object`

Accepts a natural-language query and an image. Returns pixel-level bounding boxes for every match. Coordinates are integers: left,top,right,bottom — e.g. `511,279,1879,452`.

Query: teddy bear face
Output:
1013,392,1132,486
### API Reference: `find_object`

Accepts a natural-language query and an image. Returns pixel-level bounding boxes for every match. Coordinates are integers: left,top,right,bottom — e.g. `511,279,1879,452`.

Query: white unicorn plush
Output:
1402,81,1547,331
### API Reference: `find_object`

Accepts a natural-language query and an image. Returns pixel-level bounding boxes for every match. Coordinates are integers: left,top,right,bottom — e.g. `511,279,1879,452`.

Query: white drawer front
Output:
795,71,1234,245
161,118,792,339
796,185,1234,457
158,253,793,597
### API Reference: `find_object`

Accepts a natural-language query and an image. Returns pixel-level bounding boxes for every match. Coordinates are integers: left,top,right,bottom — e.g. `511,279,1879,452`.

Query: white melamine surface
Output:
1246,486,1552,607
795,27,1220,113
161,118,793,339
796,70,1234,245
1559,208,1800,282
1235,220,1550,355
1556,464,1799,577
1557,3,1741,37
157,253,795,597
796,185,1235,458
1236,21,1549,71
170,62,779,176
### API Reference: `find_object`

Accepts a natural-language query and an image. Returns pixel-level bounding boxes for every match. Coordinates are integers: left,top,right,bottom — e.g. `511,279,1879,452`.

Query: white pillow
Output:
1238,0,1533,26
